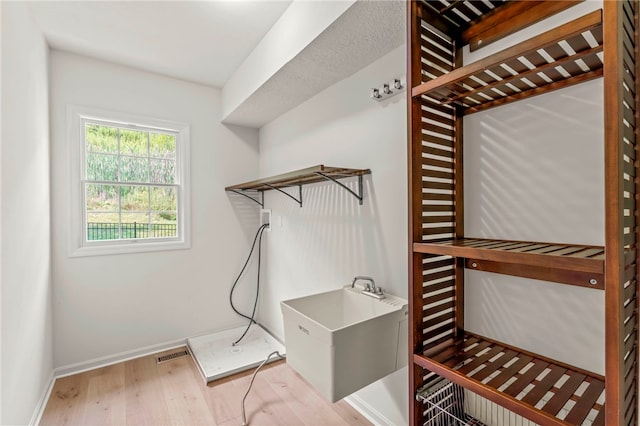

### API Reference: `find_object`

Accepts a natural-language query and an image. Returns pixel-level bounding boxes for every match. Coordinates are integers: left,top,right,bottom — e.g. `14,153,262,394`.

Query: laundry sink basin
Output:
281,285,407,402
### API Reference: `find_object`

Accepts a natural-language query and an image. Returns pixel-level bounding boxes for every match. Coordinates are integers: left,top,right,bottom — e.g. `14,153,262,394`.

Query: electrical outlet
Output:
260,209,271,231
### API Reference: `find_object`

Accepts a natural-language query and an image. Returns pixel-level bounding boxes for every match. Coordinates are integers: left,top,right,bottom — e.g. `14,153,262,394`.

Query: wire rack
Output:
417,378,538,426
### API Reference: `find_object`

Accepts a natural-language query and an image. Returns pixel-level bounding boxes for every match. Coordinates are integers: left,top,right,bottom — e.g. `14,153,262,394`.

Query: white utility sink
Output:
281,285,407,402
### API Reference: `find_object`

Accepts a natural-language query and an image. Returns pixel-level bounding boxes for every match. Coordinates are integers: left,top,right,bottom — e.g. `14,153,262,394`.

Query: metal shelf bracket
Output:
228,189,264,207
264,184,303,207
315,172,365,205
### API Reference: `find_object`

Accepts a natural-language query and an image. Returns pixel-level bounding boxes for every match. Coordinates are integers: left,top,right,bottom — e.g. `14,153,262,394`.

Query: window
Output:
68,106,190,256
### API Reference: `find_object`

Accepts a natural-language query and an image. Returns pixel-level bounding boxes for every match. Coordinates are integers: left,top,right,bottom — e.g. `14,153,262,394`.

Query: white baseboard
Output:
29,371,55,426
345,394,395,426
53,337,187,378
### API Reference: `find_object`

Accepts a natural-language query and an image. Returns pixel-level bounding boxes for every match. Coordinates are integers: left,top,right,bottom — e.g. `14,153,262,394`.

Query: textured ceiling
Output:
222,0,406,127
28,1,292,88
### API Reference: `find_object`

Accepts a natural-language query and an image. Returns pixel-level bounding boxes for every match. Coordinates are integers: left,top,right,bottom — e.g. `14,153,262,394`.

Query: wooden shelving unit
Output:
225,165,371,207
408,1,639,425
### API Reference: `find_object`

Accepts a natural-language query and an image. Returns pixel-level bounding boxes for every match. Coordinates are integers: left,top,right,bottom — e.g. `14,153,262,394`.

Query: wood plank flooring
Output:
40,347,372,426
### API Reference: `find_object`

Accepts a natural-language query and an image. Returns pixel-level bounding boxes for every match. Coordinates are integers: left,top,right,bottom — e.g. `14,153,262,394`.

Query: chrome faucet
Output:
351,276,376,291
351,276,384,299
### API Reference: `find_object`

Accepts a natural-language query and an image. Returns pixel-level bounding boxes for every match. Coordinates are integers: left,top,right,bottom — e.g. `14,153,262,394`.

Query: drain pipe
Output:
241,350,284,426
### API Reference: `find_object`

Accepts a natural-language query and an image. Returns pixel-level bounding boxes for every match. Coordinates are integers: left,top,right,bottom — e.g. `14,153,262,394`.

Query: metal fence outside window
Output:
87,222,176,240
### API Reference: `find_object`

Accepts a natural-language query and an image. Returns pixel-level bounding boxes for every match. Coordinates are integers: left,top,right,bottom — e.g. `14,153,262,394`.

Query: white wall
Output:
49,51,261,369
464,80,605,374
463,2,605,375
1,2,53,424
258,45,408,425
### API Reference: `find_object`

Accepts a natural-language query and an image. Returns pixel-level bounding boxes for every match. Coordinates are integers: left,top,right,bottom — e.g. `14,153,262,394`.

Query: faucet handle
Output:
352,276,376,289
363,283,371,292
375,287,383,295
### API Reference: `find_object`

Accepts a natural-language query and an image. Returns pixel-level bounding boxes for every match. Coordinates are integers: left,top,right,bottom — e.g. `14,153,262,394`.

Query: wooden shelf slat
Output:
564,379,605,424
414,332,605,426
414,238,604,278
460,1,582,51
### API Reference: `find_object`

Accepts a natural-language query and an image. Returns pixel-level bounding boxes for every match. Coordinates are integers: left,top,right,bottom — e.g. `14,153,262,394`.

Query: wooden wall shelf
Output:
414,238,605,289
225,165,371,207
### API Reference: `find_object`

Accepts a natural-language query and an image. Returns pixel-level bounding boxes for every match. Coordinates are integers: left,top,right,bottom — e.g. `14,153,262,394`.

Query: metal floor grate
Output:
156,349,190,364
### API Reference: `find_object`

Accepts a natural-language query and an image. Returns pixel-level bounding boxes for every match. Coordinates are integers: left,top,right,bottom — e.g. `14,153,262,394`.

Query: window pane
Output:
121,213,149,239
150,133,176,159
150,159,175,184
151,213,177,238
120,129,147,156
86,184,118,211
120,186,149,211
119,156,149,183
151,187,177,211
86,124,118,154
87,213,120,240
86,153,119,181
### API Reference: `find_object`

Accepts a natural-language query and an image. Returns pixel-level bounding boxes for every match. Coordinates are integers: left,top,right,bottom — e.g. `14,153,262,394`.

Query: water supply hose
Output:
229,223,269,346
241,350,284,426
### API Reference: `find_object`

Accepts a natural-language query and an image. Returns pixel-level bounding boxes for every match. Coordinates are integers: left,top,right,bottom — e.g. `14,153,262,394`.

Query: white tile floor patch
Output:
187,324,286,383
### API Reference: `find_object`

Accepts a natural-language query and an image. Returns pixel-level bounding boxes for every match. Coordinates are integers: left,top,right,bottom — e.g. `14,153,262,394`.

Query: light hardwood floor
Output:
40,347,372,426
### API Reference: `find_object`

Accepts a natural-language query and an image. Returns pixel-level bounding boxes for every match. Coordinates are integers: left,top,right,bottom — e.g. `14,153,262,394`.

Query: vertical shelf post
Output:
408,2,425,424
603,0,639,424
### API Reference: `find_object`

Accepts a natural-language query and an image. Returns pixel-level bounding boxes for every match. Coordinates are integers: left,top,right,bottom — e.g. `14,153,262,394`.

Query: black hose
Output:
229,223,268,346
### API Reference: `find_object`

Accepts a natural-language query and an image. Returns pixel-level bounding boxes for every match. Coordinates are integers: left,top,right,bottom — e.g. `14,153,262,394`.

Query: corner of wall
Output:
1,1,54,424
28,372,55,426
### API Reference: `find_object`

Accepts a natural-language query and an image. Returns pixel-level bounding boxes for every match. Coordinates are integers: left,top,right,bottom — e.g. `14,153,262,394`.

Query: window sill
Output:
69,239,190,257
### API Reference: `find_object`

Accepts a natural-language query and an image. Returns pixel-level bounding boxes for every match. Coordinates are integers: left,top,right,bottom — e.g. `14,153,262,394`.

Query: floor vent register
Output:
156,349,190,364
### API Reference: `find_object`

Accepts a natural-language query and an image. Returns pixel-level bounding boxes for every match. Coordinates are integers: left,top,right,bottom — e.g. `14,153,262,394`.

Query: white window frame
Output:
68,105,191,257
